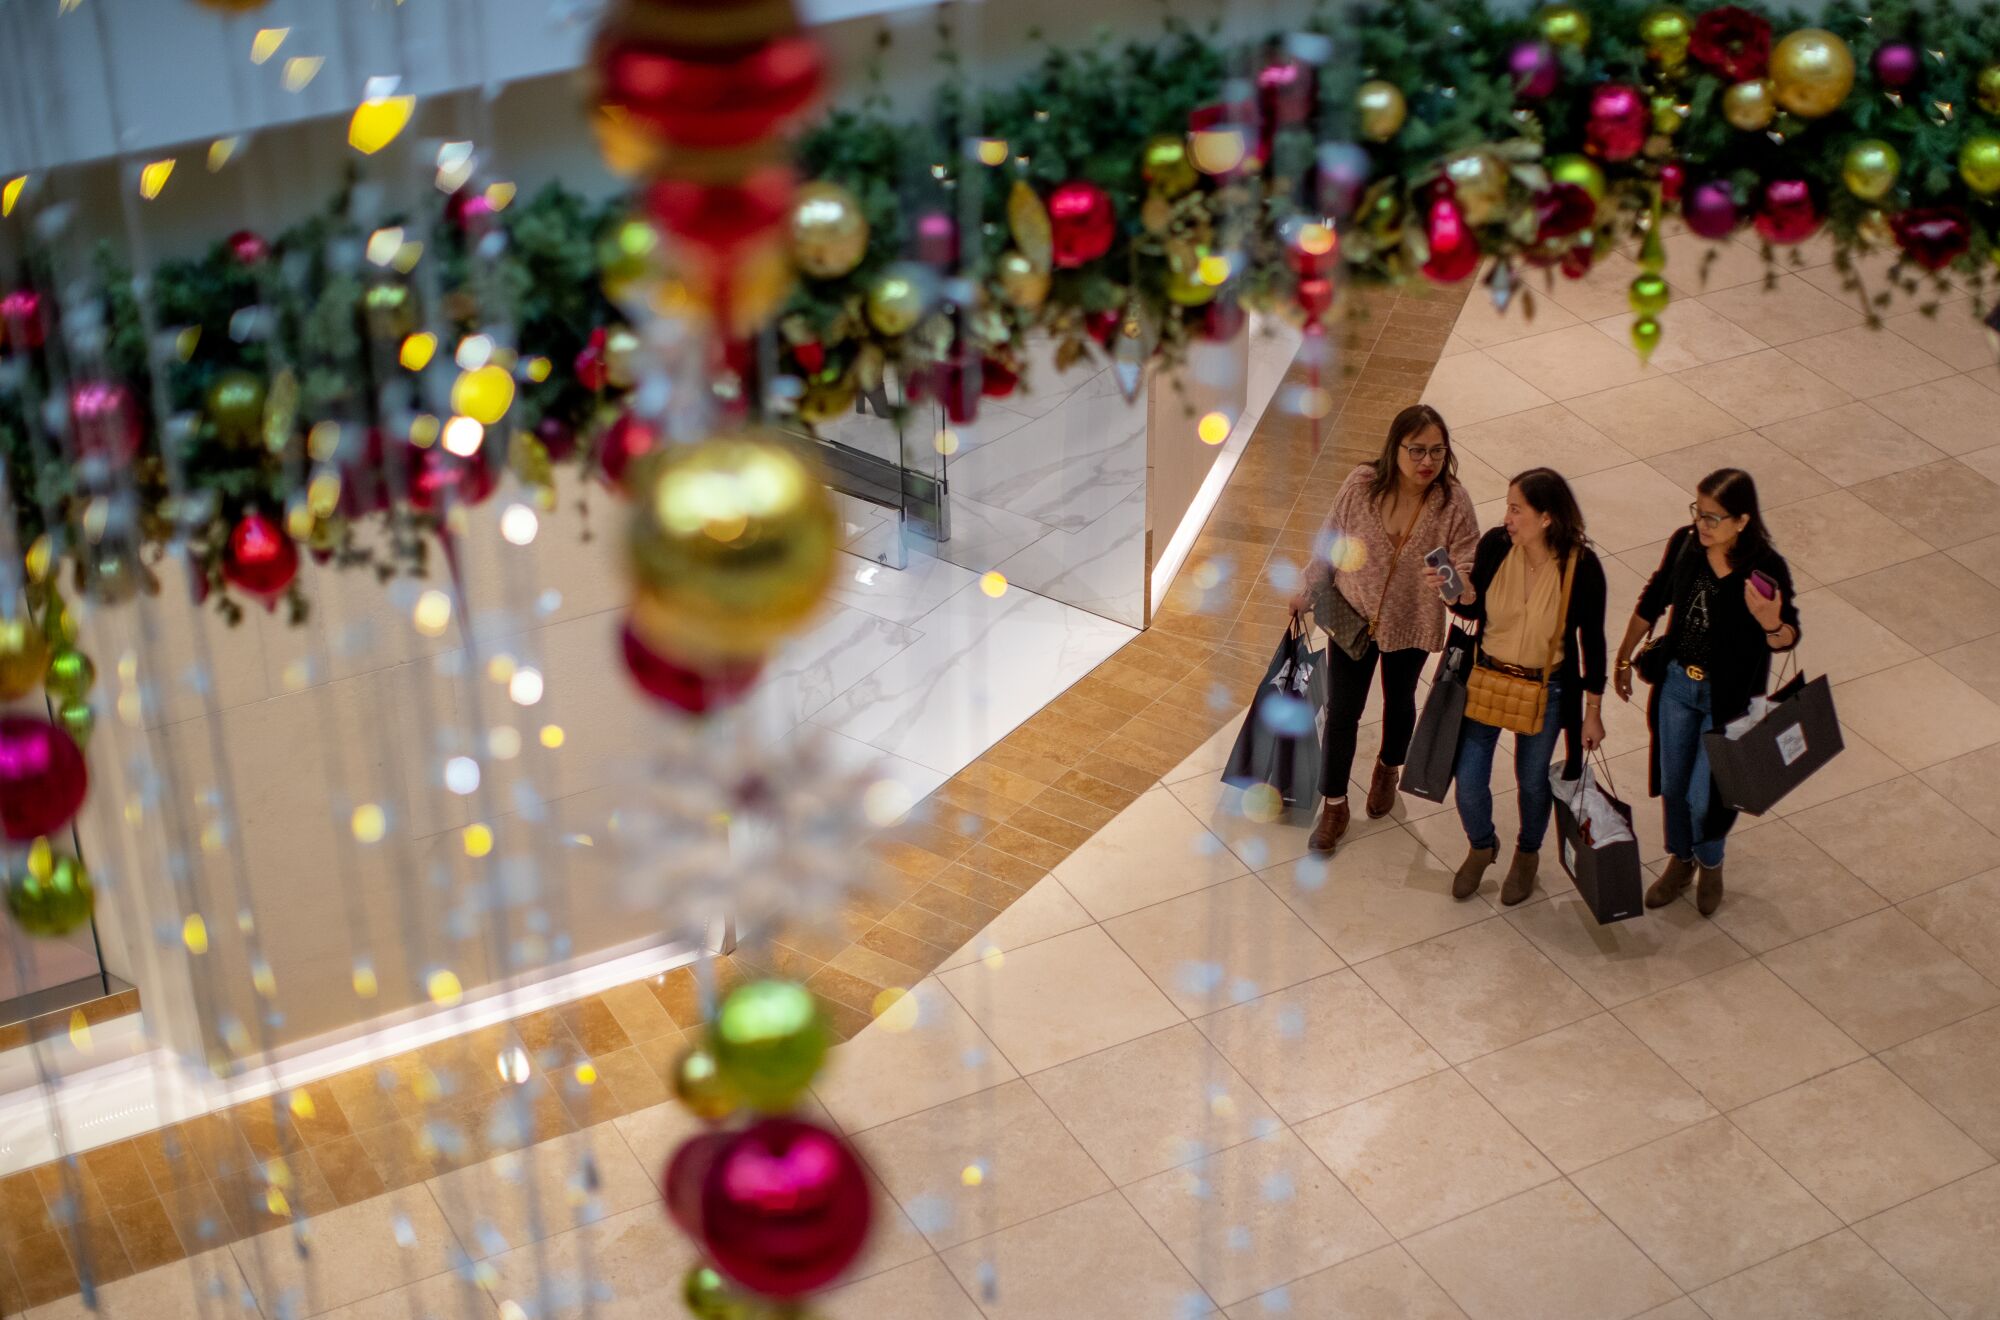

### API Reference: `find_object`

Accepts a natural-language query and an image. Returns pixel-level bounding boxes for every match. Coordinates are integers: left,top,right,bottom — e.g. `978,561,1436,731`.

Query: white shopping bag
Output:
1548,762,1635,847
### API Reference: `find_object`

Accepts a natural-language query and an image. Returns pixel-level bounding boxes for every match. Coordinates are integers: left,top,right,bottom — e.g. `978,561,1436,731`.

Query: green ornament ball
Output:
206,369,266,448
1631,315,1663,361
682,1264,751,1320
1628,273,1670,318
1960,133,2000,196
57,699,95,745
1537,3,1591,48
6,853,95,938
1548,154,1606,203
710,980,829,1109
672,1040,739,1121
1639,6,1693,65
1841,139,1901,202
45,645,95,704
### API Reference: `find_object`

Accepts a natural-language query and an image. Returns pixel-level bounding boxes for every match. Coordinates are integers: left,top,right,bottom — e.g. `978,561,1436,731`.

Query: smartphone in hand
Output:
1749,569,1778,600
1424,547,1463,602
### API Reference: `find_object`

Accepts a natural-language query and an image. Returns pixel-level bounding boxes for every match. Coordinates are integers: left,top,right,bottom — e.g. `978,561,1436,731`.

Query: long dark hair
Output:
1511,467,1588,566
1698,467,1775,570
1368,404,1457,505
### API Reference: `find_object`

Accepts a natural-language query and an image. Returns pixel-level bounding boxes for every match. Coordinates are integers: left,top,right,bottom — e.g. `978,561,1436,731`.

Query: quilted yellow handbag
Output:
1464,550,1578,736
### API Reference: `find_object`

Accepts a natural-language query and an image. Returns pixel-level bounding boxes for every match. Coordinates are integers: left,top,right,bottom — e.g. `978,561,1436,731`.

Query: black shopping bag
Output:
1552,761,1644,924
1401,647,1468,804
1703,672,1844,816
1222,622,1327,809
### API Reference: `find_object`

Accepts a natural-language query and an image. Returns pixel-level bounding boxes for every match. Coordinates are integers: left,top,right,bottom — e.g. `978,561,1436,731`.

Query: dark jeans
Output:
1454,678,1565,853
1321,643,1428,800
1658,662,1726,868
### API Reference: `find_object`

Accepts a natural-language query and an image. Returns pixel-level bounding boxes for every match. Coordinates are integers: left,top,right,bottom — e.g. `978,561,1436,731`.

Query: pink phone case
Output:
1750,570,1777,599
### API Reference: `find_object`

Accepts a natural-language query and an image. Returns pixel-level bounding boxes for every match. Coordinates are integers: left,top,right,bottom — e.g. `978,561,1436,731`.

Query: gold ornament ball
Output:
1142,133,1199,199
1356,80,1407,142
598,215,660,309
1548,153,1607,203
0,616,50,701
1856,208,1895,249
1651,94,1687,135
44,645,94,704
602,326,643,390
865,265,928,336
627,432,838,663
1445,151,1508,226
1962,133,2000,195
995,250,1050,310
1722,79,1778,131
363,282,416,340
1628,273,1670,318
1841,139,1901,202
1770,29,1855,120
790,181,869,280
1537,4,1591,48
1639,6,1693,65
795,373,859,425
1977,64,2000,117
671,1041,739,1121
1164,260,1218,307
5,851,93,938
206,370,266,447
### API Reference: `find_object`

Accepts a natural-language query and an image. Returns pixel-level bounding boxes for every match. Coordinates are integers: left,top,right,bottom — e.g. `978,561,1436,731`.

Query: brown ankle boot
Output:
1310,799,1350,853
1646,856,1695,909
1453,846,1497,901
1365,761,1400,819
1501,850,1539,906
1697,863,1725,917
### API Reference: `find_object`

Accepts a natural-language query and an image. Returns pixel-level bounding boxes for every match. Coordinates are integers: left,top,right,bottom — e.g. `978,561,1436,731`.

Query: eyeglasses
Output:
1402,444,1449,462
1689,504,1728,529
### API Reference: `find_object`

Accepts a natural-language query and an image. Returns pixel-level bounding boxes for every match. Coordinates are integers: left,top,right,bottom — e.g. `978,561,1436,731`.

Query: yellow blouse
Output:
1482,545,1564,670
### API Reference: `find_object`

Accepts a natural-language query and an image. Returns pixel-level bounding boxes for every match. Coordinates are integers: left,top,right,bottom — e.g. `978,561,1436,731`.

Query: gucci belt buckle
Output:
1684,664,1706,682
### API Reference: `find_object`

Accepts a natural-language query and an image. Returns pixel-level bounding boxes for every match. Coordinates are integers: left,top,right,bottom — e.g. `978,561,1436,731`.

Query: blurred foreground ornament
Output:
699,1117,871,1298
0,717,87,842
192,0,272,11
913,210,959,269
364,283,417,340
1,289,45,352
5,844,93,938
1631,315,1663,362
995,250,1050,310
672,1040,739,1120
1047,181,1116,268
711,980,827,1110
1508,42,1560,100
207,370,267,447
226,229,270,265
594,33,824,151
46,645,95,704
0,618,48,701
1548,154,1606,203
1142,133,1198,198
620,620,763,714
70,381,145,463
599,411,661,491
223,510,298,604
408,442,498,512
1629,273,1670,318
1770,28,1854,119
1420,196,1479,284
1537,4,1591,48
789,181,868,278
1355,80,1406,140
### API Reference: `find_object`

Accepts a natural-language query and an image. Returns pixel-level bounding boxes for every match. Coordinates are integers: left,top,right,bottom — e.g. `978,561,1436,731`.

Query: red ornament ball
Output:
0,716,88,843
1659,161,1687,204
665,1130,733,1236
597,35,824,151
1753,178,1820,246
1684,180,1741,239
1560,243,1597,280
645,167,796,263
1295,275,1336,322
913,211,959,269
535,415,578,462
0,288,45,352
576,328,611,392
1585,84,1649,163
598,412,660,492
980,357,1019,399
1420,197,1480,284
1085,308,1122,346
699,1117,872,1299
223,510,299,602
1256,57,1314,128
1203,297,1248,342
408,444,499,512
1047,181,1117,269
1508,41,1561,100
226,230,270,265
1890,206,1972,271
621,621,762,715
70,381,145,463
446,189,494,231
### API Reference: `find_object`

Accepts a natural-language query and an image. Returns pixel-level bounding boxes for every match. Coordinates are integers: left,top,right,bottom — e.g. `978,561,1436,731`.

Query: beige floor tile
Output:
1170,775,1396,876
1051,788,1248,921
1633,1302,1710,1320
1903,871,2000,983
1441,332,1477,356
1680,350,1855,429
313,1271,499,1319
1920,744,2000,836
1870,374,2000,456
1797,246,1959,316
1790,588,1924,685
1698,272,1866,346
936,878,1092,973
426,1124,658,1261
1837,658,2000,773
1103,875,1341,1016
1937,634,2000,709
485,1202,700,1320
1763,490,1935,587
1460,1013,1716,1173
1948,529,2000,587
1760,402,1947,487
1852,460,2000,550
229,1186,460,1316
1881,1008,2000,1157
1695,1229,1947,1320
1564,376,1747,459
1615,960,1864,1111
1448,283,1582,349
1692,818,1885,954
608,1096,706,1175
1224,1243,1466,1319
1453,404,1635,479
1855,1163,2000,1320
1955,442,2000,490
1505,889,1750,1008
1352,919,1598,1063
1165,710,1246,786
940,1191,1213,1318
1124,1130,1390,1307
1782,326,1956,400
1405,1181,1679,1320
938,926,1182,1075
1027,1023,1281,1186
1663,232,1772,291
1764,907,2000,1051
1884,297,2000,373
811,978,1019,1133
1647,433,1834,509
1567,463,1699,554
1297,1070,1556,1237
1732,1059,1993,1223
1194,971,1446,1123
1797,777,1998,903
1418,350,1554,426
820,1254,984,1320
1539,249,1682,322
18,1250,252,1320
856,1079,1109,1250
1572,1118,1839,1290
1271,827,1496,964
1770,726,1905,818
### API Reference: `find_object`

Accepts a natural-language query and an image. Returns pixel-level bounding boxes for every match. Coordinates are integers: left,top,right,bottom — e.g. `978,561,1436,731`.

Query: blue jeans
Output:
1658,662,1726,868
1454,678,1564,853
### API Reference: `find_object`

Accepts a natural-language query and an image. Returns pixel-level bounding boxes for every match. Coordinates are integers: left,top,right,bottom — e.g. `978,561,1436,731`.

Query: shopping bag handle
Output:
1588,746,1618,797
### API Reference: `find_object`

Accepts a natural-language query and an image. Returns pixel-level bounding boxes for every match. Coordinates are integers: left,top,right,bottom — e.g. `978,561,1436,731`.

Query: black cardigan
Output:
1634,523,1802,837
1446,527,1609,770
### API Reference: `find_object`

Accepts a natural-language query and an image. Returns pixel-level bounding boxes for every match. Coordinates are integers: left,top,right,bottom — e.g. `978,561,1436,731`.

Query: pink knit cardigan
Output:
1303,464,1482,654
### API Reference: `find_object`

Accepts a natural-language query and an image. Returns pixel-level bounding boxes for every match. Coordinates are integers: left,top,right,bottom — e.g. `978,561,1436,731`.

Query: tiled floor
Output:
11,234,2000,1318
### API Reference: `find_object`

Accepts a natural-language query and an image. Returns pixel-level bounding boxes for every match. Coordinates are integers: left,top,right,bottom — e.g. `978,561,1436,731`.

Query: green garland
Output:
3,0,1998,625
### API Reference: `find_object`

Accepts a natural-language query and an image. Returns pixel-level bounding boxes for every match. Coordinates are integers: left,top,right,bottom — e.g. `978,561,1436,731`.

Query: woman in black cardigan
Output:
1436,468,1608,906
1613,468,1801,917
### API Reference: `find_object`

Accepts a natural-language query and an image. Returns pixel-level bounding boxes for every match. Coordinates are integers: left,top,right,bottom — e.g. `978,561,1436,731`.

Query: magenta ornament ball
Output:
0,717,89,842
1754,178,1821,245
1509,41,1561,99
1683,180,1740,239
1871,42,1920,88
699,1117,872,1299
